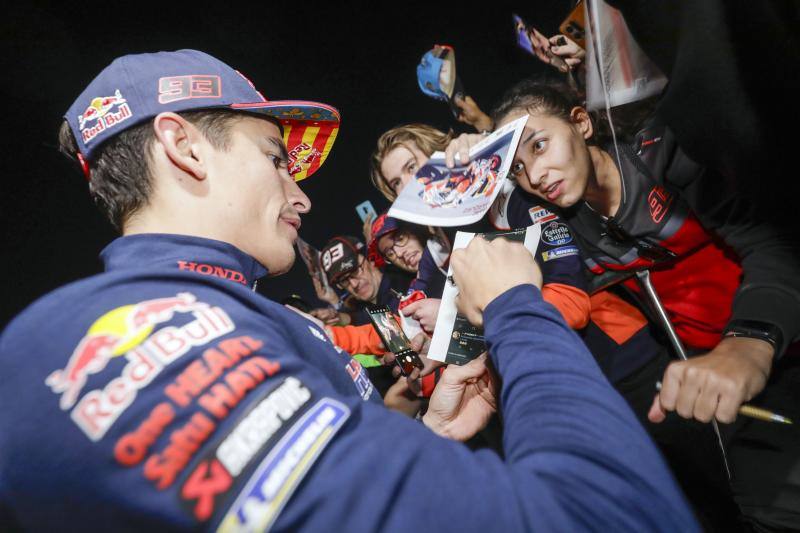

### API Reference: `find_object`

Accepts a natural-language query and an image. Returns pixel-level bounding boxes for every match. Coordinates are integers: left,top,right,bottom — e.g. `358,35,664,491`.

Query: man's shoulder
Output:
1,269,266,353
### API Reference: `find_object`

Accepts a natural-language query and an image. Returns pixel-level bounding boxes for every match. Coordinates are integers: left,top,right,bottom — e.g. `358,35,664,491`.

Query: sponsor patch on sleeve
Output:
541,245,580,262
216,397,350,532
540,221,573,246
528,205,557,224
178,376,312,522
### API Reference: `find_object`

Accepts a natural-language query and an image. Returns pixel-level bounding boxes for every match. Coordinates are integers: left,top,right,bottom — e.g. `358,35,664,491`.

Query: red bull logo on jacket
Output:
78,89,133,144
46,293,236,441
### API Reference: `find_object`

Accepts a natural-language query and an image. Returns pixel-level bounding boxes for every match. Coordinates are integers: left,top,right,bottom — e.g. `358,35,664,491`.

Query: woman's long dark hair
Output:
491,76,657,145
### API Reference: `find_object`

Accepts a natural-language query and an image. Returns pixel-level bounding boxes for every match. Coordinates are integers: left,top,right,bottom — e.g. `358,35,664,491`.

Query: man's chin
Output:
263,249,296,277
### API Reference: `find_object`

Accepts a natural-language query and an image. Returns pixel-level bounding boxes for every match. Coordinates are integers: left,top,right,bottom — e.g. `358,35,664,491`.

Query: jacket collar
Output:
100,233,269,288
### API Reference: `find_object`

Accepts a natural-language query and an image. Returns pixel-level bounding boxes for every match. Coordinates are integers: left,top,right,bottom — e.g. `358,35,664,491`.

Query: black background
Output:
0,1,570,324
4,2,798,326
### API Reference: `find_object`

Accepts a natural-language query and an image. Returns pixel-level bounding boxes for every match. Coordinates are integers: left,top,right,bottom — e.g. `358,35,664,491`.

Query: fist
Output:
649,336,774,424
451,236,542,327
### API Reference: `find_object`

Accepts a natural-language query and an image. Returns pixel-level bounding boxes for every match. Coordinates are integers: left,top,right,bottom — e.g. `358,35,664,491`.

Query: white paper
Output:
428,224,542,364
388,115,529,227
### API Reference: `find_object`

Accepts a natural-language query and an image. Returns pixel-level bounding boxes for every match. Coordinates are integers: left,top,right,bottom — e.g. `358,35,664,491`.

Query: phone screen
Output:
356,200,377,223
367,307,412,353
366,306,424,376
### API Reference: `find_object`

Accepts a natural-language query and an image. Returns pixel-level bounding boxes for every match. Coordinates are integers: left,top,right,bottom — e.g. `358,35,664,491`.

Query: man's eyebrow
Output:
266,136,289,161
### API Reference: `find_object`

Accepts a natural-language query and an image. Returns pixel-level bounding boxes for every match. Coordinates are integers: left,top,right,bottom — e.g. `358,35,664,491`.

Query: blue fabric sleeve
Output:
270,285,697,532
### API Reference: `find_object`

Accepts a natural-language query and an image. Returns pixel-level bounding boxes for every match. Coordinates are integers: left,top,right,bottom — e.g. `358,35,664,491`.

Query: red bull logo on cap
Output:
78,89,133,144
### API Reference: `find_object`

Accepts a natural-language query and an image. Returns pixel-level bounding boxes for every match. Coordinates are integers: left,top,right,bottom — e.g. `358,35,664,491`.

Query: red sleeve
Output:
541,282,591,330
327,323,387,356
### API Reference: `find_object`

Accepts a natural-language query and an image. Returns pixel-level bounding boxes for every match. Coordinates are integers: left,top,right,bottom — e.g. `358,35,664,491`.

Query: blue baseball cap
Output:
416,45,465,117
65,49,340,181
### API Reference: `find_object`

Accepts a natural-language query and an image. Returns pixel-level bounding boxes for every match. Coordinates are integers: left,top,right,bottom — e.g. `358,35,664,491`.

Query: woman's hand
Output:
549,34,585,70
444,133,485,168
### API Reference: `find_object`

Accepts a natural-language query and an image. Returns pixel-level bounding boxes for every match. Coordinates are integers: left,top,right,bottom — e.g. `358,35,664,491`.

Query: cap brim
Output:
232,100,340,182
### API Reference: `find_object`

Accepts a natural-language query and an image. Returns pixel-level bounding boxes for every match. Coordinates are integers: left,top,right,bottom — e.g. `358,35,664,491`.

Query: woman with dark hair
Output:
475,76,800,531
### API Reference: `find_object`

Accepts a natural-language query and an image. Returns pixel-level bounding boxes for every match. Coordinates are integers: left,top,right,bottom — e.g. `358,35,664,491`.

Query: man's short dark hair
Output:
58,109,247,231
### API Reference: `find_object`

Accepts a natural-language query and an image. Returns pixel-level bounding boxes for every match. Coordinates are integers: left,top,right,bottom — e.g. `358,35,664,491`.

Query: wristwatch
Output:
722,319,783,351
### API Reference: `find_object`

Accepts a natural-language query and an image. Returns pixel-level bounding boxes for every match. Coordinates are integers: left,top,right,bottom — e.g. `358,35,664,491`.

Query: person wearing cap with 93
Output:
0,49,696,531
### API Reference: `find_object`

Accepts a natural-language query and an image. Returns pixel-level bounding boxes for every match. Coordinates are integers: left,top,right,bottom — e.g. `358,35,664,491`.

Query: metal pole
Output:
635,270,732,480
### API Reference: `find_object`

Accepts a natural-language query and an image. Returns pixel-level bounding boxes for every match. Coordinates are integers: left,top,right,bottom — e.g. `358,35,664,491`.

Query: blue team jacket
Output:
0,233,697,531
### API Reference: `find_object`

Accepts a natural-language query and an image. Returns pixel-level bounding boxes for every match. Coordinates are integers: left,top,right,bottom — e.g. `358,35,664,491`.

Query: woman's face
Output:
497,108,593,209
379,143,430,197
377,230,424,273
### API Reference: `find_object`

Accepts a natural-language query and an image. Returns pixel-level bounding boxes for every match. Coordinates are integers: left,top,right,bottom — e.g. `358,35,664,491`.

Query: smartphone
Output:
558,0,586,49
356,200,377,223
366,305,424,376
512,14,569,72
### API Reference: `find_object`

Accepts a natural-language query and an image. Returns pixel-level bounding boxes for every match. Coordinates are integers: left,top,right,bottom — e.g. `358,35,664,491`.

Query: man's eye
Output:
267,153,287,169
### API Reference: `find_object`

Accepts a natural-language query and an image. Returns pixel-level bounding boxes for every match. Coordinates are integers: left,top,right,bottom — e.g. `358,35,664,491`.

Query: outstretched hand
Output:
423,353,497,441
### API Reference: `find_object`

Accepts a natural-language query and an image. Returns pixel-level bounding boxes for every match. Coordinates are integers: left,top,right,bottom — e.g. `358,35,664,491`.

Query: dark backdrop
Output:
0,1,571,323
6,2,795,325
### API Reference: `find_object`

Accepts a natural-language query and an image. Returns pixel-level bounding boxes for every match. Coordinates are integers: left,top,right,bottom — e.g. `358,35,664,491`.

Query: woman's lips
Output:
545,181,563,202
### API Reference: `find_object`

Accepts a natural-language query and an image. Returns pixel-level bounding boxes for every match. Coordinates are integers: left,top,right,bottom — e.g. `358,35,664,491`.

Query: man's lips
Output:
405,251,420,268
281,216,301,232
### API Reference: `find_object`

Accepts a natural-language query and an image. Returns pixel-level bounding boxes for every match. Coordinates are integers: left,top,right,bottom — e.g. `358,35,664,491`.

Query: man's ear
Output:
570,106,594,141
152,112,207,181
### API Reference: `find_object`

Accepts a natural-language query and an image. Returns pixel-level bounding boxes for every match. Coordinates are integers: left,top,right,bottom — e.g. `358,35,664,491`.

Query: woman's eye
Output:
511,161,525,178
533,139,547,152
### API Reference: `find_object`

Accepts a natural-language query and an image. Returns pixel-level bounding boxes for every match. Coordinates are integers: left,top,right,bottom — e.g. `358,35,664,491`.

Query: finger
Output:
391,365,401,379
410,332,427,352
407,376,421,396
401,300,422,316
441,355,487,385
458,137,471,166
383,351,396,366
693,381,721,424
716,387,744,424
674,379,701,420
648,394,667,423
565,58,582,66
658,363,684,412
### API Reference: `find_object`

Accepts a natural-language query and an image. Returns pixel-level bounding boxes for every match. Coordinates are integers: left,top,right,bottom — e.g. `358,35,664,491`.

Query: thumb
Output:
441,354,487,385
410,332,426,352
648,393,667,424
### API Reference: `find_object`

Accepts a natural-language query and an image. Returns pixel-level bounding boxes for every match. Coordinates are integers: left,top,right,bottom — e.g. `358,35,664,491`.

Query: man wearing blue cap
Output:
0,50,697,531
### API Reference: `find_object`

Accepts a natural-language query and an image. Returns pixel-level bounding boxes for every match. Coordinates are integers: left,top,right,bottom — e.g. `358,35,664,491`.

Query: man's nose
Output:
285,178,311,214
